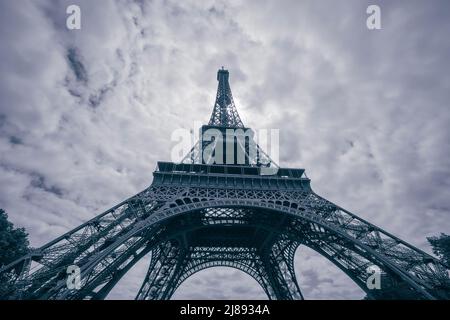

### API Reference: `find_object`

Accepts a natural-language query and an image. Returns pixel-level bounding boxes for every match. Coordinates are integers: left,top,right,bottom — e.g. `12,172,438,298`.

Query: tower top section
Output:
208,68,245,128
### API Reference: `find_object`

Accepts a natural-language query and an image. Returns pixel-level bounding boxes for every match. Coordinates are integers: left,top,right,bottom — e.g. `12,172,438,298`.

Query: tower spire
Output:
208,68,244,128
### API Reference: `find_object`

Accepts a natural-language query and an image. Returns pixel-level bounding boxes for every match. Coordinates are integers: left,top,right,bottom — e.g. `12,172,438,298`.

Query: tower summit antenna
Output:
208,68,244,128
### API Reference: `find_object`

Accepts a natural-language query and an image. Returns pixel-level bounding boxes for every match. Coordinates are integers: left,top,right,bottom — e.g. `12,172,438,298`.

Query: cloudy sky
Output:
0,0,449,299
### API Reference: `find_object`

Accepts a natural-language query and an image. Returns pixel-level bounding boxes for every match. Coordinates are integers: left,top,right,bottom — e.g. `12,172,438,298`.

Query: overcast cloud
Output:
0,0,449,299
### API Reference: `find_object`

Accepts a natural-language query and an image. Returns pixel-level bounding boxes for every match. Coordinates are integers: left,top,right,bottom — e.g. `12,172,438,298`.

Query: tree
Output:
0,209,29,267
427,233,450,266
0,209,30,299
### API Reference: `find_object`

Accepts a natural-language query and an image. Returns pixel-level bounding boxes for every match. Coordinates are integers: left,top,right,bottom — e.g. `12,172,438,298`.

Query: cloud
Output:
0,0,449,299
171,267,267,300
295,246,365,299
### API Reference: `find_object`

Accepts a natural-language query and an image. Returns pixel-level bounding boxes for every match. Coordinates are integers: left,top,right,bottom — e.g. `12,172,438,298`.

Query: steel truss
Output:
208,68,244,128
1,68,449,300
1,184,449,299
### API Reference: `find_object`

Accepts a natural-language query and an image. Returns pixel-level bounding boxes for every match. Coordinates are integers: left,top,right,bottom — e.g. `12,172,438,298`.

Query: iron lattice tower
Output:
1,69,449,300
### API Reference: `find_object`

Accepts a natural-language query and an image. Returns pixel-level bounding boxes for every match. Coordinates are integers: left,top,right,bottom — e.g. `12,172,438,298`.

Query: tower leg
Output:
261,240,303,300
135,240,187,300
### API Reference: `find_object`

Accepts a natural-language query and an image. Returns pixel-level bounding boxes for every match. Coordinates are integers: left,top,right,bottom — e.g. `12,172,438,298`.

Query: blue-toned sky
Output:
0,0,449,299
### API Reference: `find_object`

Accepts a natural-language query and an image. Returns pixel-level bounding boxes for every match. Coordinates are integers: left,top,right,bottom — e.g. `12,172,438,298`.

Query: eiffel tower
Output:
1,68,449,300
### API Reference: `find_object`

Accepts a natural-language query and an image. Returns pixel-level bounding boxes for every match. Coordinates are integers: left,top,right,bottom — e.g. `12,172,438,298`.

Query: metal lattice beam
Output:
1,69,449,300
208,68,244,128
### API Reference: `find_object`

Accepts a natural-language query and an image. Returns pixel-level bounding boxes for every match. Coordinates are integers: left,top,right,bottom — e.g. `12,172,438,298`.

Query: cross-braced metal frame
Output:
208,68,244,128
1,69,449,300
